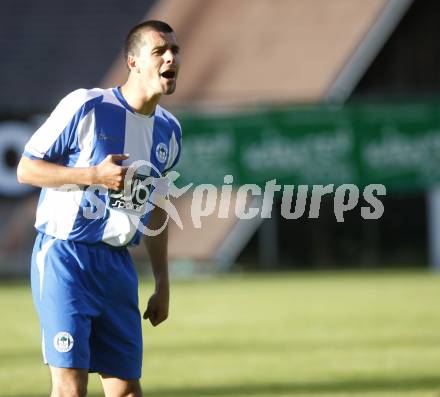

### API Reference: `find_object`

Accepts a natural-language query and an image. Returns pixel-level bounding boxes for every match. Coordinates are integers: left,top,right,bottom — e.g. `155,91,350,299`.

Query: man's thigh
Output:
31,235,100,370
89,248,143,380
31,235,142,379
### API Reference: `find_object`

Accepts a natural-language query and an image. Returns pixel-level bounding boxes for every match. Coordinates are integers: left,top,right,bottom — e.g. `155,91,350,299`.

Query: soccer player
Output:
16,20,181,397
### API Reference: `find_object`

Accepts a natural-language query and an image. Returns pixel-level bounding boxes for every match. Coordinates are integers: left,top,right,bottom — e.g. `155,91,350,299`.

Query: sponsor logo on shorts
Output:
53,332,74,353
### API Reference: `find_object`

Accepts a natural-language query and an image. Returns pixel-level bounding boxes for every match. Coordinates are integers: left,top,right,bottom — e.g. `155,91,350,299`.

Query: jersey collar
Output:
112,87,156,118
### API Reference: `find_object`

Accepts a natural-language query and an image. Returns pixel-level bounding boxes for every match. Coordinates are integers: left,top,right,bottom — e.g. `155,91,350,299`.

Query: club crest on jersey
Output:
156,143,168,164
53,332,74,353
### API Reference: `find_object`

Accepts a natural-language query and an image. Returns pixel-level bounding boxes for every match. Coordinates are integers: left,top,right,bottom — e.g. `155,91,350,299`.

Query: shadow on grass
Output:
15,375,440,397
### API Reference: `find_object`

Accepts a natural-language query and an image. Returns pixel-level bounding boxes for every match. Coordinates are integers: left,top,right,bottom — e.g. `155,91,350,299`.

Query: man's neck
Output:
120,81,161,116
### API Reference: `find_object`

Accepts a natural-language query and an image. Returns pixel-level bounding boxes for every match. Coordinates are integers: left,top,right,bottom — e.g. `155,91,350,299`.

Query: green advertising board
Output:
176,102,440,191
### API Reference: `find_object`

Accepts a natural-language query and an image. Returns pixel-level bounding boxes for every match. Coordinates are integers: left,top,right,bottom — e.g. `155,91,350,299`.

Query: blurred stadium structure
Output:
1,0,440,275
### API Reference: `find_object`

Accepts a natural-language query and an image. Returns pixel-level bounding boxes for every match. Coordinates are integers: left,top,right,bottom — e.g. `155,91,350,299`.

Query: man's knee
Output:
51,383,87,397
121,389,142,397
127,383,142,397
50,366,88,397
100,374,142,397
110,381,142,397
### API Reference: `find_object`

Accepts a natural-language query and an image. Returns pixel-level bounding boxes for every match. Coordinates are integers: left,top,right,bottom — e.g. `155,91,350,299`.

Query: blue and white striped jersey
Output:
23,87,182,246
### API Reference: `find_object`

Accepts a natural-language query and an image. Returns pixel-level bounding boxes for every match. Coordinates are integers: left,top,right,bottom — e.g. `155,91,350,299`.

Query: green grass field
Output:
1,270,440,397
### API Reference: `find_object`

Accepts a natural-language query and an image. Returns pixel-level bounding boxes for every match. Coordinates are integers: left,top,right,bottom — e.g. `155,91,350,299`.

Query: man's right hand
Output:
94,154,130,191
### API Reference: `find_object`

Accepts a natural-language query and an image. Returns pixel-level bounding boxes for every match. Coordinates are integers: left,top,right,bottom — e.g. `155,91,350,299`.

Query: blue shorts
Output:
30,232,142,380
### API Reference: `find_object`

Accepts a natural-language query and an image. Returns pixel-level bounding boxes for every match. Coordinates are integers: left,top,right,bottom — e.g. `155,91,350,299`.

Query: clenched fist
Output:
94,154,130,191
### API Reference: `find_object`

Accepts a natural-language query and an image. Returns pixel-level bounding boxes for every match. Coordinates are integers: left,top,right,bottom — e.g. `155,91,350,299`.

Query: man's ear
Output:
127,55,139,73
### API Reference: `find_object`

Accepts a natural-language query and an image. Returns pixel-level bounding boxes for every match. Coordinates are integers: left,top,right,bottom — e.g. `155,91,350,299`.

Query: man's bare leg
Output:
100,373,142,397
50,367,88,397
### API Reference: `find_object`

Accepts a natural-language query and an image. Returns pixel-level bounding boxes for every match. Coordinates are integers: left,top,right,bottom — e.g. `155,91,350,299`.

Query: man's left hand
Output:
143,283,169,326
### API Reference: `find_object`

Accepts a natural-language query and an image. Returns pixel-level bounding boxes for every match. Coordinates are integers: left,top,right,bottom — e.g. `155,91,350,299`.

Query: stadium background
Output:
1,1,440,396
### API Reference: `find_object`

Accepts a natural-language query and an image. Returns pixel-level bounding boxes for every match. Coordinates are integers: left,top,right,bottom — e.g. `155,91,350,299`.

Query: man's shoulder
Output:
155,105,182,136
62,87,106,102
57,87,106,111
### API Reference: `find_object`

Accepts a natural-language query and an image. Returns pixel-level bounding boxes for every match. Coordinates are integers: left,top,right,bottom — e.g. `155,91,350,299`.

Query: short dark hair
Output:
124,20,174,60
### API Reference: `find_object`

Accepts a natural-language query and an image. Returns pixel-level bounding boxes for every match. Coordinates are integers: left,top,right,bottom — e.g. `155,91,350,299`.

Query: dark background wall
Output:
0,0,156,116
354,0,440,99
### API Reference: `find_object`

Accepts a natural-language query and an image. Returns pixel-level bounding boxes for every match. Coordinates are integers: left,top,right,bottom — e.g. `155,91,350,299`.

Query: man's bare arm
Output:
143,206,170,327
17,154,129,190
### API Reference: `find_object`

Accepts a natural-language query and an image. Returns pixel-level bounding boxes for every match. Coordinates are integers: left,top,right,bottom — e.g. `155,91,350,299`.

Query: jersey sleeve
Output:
23,89,103,163
164,116,182,173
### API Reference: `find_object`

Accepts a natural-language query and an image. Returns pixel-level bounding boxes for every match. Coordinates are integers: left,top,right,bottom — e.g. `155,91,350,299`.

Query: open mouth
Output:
160,70,176,79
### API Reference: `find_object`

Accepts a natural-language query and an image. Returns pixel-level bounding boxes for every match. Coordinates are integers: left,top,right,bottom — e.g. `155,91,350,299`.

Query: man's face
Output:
134,30,180,96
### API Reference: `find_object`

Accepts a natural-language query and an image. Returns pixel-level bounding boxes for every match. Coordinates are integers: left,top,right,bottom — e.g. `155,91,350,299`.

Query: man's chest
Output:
92,114,170,175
